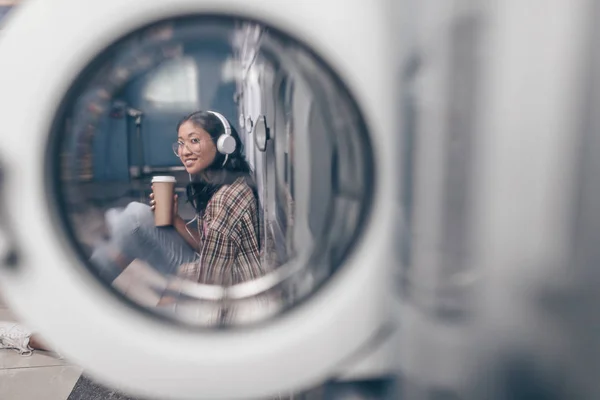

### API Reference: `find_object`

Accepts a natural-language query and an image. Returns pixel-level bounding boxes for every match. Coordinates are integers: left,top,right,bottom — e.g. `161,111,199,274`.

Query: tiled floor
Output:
0,295,83,400
0,366,83,400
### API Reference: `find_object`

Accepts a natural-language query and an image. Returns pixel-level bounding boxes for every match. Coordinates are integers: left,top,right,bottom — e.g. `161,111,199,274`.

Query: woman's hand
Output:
157,296,177,307
149,186,179,219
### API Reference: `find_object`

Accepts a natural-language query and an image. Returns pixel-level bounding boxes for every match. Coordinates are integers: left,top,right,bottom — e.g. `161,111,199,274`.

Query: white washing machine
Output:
0,0,400,399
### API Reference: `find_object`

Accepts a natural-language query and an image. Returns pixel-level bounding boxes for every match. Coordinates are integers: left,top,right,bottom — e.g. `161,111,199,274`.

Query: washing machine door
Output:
0,0,397,398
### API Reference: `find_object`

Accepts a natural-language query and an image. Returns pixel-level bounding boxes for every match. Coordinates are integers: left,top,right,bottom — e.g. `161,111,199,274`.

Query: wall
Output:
92,44,238,181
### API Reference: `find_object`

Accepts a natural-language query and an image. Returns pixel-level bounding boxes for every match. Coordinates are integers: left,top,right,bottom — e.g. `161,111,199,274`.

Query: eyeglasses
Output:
172,138,205,157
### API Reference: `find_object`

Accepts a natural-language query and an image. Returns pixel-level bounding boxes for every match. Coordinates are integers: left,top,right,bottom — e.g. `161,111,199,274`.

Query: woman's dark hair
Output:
178,110,256,215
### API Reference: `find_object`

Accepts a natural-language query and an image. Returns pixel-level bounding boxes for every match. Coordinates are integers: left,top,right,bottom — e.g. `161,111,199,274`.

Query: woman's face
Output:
176,120,217,175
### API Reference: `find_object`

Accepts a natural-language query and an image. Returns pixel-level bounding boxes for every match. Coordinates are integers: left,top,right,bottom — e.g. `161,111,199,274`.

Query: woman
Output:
91,110,266,288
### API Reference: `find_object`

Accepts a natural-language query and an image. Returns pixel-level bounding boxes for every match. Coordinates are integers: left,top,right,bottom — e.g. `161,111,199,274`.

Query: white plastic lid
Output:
151,175,176,183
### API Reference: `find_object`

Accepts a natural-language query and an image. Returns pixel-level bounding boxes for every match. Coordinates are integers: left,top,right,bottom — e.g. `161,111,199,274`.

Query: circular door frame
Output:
0,0,397,399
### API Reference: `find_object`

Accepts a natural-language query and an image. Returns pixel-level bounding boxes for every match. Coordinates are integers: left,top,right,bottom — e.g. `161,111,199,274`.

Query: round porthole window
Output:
46,16,374,328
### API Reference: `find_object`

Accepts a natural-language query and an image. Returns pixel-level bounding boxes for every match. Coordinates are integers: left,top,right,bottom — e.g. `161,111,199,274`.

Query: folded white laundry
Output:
0,321,33,356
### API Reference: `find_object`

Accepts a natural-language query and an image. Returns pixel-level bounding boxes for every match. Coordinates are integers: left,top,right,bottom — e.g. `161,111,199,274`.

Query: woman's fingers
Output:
149,188,156,211
157,296,176,306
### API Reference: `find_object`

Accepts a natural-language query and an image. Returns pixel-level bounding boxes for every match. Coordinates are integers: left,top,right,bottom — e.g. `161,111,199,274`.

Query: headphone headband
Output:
207,110,236,158
207,110,232,137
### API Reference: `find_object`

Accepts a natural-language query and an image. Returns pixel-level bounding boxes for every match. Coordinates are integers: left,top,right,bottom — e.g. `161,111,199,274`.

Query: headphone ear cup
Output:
217,134,236,155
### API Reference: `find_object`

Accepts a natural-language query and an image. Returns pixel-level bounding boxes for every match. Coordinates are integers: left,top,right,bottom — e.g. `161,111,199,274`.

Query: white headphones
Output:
208,110,237,160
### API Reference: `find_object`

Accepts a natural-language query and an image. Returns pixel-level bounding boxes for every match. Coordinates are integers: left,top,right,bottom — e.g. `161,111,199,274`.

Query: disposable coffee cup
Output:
152,176,176,227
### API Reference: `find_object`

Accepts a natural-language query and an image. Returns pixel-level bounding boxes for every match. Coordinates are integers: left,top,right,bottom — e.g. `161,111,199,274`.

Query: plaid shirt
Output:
178,177,266,286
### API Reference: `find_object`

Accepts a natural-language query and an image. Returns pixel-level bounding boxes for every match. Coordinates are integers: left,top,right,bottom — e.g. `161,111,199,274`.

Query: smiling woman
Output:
90,108,267,323
96,109,263,284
